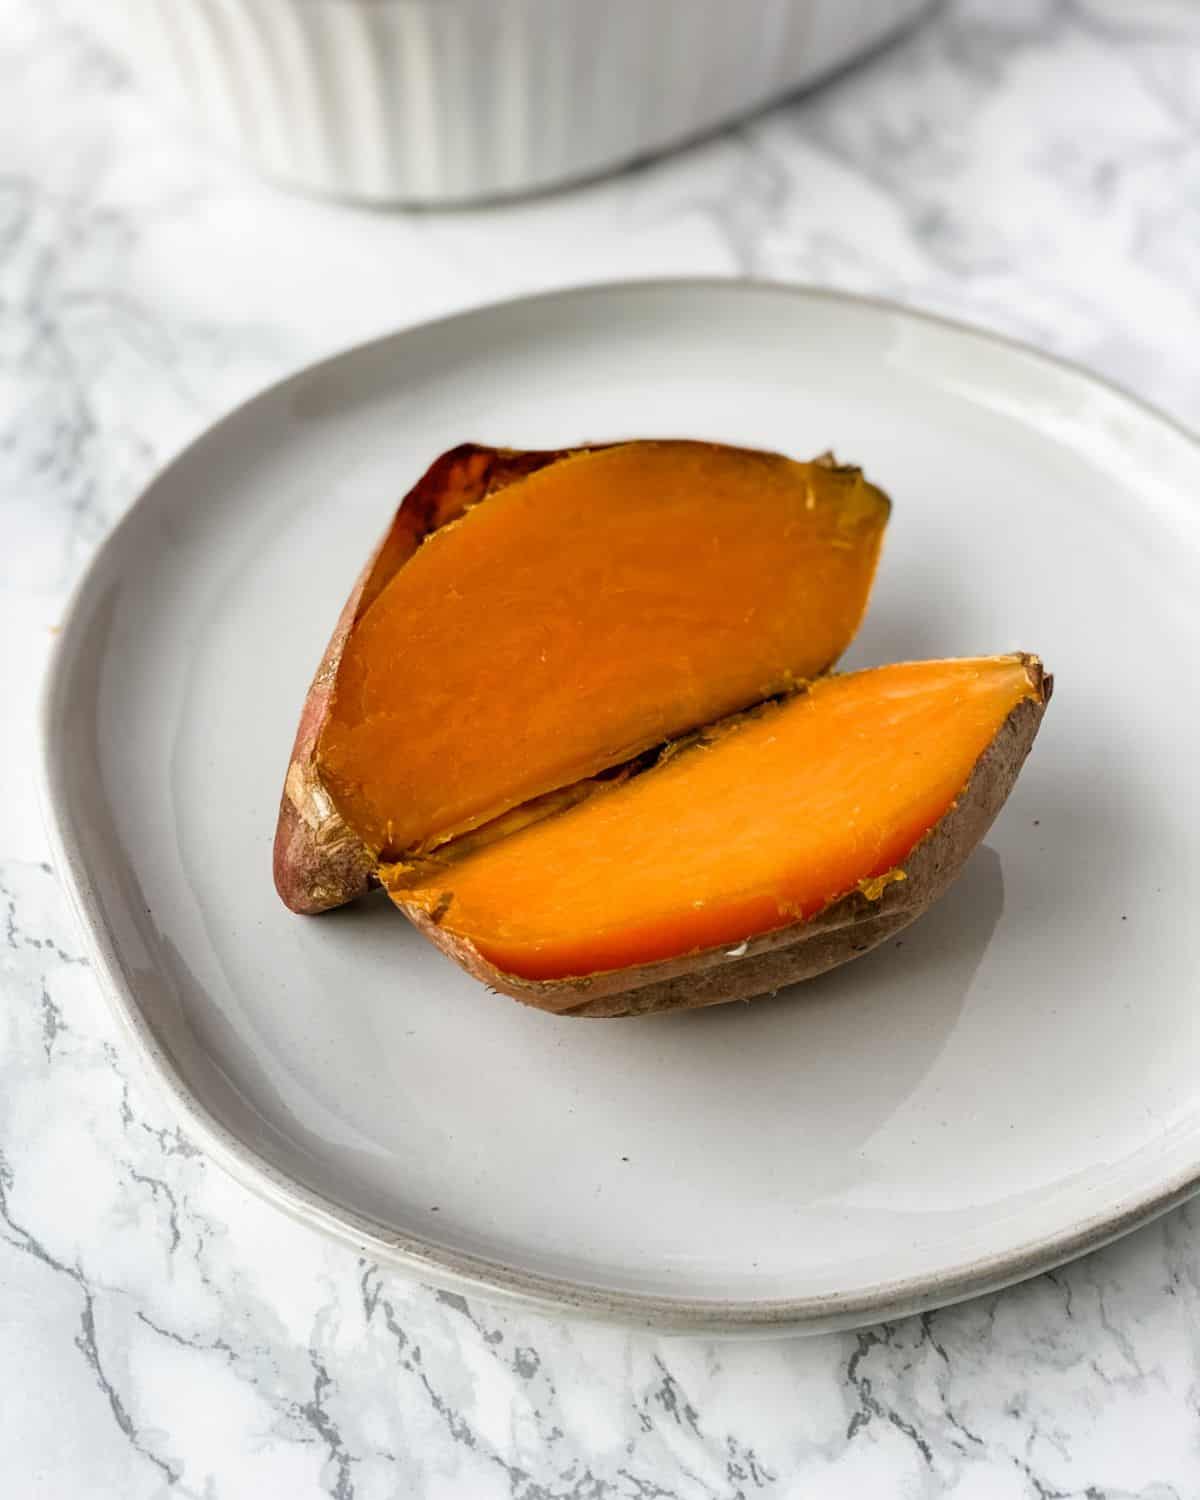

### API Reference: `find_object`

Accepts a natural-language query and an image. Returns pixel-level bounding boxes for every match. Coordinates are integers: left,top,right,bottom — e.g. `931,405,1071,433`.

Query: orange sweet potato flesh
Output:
314,441,890,861
389,657,1047,999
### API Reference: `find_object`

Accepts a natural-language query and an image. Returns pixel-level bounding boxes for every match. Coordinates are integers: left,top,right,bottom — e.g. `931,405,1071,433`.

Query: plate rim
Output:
37,276,1200,1336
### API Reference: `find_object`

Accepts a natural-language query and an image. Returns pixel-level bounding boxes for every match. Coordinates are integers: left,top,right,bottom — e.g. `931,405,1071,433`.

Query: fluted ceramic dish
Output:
63,0,933,203
39,281,1200,1335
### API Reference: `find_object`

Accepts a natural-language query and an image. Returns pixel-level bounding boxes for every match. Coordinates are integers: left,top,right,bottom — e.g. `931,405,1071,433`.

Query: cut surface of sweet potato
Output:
389,656,1046,991
315,441,889,860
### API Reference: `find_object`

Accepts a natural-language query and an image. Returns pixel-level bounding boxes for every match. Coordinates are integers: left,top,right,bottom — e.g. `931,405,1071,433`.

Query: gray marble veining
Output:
4,1,1200,1494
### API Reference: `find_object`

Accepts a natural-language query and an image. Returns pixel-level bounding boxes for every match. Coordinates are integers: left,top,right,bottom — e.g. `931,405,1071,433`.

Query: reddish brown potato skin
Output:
400,666,1050,1017
272,444,578,914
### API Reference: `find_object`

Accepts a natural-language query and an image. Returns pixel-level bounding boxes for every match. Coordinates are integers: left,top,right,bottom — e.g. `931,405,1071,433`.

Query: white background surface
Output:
5,1,1200,1494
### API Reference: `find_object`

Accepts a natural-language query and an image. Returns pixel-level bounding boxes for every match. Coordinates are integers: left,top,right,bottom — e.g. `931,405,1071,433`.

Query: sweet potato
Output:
388,657,1050,1016
275,438,1049,1020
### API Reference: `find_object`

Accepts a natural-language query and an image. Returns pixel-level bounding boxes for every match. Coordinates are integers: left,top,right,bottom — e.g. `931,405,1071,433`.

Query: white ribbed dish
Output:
70,0,933,203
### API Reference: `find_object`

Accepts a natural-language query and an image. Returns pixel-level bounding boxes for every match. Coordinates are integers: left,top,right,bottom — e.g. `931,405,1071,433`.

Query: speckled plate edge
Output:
37,278,1200,1337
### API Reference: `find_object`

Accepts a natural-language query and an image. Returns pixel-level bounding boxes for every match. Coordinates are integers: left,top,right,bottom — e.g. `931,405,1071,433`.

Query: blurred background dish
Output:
63,0,934,203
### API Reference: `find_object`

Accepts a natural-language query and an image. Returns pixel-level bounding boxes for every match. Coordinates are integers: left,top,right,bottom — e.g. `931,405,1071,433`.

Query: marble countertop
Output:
5,1,1200,1494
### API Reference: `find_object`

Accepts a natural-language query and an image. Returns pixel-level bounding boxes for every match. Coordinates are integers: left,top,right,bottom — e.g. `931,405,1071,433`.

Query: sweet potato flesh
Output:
390,658,1041,981
316,442,888,858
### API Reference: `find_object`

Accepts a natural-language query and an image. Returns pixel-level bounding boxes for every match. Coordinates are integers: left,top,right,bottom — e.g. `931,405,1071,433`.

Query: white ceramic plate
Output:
40,282,1200,1335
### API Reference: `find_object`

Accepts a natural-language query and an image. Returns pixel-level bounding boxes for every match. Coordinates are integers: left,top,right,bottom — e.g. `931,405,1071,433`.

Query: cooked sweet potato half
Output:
387,656,1050,1017
275,439,890,913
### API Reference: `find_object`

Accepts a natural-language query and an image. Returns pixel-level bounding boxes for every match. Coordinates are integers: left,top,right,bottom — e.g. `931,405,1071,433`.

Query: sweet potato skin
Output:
273,444,575,914
401,663,1050,1017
